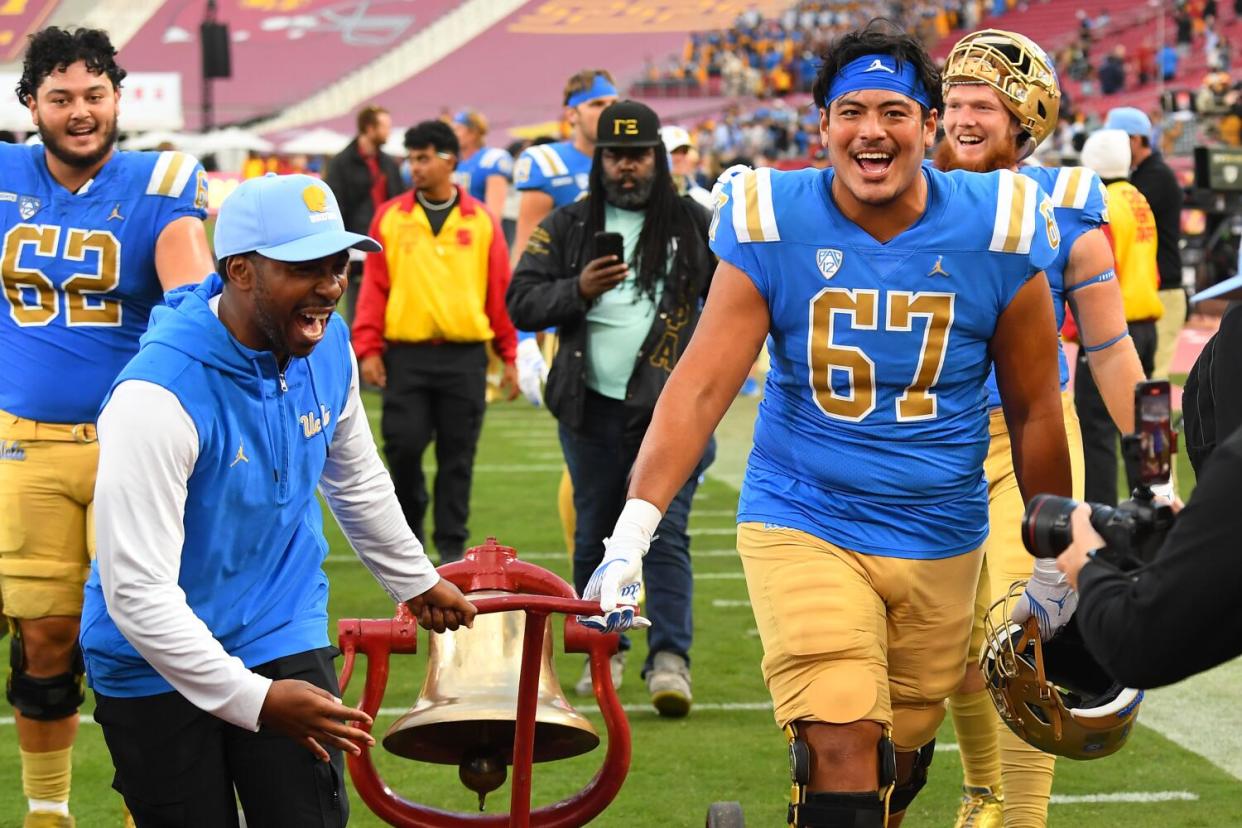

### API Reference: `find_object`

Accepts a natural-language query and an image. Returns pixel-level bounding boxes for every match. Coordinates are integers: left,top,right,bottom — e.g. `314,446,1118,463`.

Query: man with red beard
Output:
937,29,1148,828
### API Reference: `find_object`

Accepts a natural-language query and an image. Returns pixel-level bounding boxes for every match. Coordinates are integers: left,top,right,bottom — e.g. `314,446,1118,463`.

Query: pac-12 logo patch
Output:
18,196,41,220
816,248,843,280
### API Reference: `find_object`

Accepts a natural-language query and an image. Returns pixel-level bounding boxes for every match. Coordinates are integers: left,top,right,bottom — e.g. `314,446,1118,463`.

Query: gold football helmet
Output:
943,29,1061,155
981,582,1142,760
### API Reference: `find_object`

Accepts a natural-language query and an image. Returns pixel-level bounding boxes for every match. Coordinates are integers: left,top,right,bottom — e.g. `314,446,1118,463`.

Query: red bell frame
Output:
337,538,633,827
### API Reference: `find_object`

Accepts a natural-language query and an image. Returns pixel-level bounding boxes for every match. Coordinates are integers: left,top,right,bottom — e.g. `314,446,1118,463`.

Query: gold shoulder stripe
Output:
1002,173,1030,254
1058,167,1084,208
146,151,197,197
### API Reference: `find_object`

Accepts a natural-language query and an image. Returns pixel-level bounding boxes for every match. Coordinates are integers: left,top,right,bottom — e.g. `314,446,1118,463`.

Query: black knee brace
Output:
6,627,85,721
888,739,935,814
786,724,895,827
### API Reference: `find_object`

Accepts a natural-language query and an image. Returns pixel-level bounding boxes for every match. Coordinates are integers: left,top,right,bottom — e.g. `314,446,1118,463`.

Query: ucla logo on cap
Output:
816,248,843,280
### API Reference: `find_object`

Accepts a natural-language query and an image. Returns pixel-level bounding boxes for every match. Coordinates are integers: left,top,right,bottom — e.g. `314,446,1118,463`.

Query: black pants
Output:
94,647,347,828
381,341,487,563
1075,320,1158,505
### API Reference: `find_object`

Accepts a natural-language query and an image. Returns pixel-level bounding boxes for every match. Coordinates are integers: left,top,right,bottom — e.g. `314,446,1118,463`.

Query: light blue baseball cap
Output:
213,173,381,262
1104,107,1153,140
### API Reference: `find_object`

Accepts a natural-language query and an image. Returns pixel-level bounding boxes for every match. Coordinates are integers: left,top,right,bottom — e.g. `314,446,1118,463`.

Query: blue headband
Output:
827,54,931,110
567,74,618,107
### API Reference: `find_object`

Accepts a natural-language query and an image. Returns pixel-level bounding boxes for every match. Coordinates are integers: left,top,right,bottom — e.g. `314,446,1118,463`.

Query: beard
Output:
933,135,1020,173
39,114,118,170
604,173,655,209
251,268,292,357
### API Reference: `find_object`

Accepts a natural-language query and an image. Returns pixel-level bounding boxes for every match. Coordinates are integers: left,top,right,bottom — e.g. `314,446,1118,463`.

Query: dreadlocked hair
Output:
17,27,126,105
583,144,696,305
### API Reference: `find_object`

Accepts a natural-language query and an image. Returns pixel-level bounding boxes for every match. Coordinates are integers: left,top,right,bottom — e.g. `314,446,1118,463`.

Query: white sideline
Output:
1049,792,1199,805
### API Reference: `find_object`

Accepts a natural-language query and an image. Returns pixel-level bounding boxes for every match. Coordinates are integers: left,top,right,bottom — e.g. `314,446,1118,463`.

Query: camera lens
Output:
1022,494,1079,558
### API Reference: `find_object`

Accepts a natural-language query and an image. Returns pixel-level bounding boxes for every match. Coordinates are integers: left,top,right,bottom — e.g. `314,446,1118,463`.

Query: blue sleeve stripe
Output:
1066,268,1115,295
1083,330,1129,353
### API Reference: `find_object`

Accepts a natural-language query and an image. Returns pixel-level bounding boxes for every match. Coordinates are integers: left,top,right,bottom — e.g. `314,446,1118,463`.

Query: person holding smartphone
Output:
506,100,716,716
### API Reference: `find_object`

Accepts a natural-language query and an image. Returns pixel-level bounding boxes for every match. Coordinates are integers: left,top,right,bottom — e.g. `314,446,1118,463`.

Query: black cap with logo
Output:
595,100,663,149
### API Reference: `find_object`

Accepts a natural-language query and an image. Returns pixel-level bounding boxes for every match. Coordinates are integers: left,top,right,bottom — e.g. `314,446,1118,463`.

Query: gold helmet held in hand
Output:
980,582,1143,760
943,29,1061,156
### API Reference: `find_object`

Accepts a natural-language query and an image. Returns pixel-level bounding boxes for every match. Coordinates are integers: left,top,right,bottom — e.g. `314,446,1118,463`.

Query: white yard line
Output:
1139,658,1242,781
1049,792,1199,805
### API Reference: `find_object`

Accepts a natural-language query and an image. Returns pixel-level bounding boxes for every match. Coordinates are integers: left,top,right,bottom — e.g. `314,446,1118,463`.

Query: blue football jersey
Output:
981,164,1109,407
0,144,208,424
454,146,513,203
711,165,1059,558
513,140,591,207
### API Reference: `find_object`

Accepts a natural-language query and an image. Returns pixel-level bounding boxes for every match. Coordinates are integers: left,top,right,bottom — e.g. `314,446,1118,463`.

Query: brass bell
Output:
383,591,600,809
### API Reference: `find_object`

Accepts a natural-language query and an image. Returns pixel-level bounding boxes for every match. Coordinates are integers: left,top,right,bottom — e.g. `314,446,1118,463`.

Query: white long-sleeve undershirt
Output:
95,352,439,731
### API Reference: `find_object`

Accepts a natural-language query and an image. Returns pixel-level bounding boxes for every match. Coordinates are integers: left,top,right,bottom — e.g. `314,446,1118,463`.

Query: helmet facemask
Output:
942,30,1061,160
981,581,1142,760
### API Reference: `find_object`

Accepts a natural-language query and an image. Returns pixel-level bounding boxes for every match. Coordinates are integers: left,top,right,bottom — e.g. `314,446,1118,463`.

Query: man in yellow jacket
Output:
354,120,519,563
1078,128,1163,504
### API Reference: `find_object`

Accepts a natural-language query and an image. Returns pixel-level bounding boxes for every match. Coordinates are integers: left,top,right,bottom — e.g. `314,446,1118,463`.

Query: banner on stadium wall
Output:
0,73,184,132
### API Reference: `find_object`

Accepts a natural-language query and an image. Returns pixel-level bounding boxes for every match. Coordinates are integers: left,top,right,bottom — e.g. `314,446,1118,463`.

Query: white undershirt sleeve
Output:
318,352,440,602
95,380,273,731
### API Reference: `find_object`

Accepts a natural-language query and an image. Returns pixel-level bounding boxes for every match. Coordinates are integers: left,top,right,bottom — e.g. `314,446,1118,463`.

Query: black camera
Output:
1022,381,1177,569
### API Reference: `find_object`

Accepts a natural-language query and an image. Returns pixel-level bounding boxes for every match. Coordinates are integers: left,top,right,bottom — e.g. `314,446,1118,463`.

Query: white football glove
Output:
515,338,548,407
1011,558,1078,641
579,499,659,633
710,163,753,204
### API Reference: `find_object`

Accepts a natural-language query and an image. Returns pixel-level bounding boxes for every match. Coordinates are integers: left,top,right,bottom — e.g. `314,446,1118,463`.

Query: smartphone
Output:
1135,380,1173,486
593,231,625,263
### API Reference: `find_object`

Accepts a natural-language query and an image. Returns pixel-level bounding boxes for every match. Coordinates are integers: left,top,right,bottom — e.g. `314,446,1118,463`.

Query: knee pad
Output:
889,739,936,814
6,627,85,721
785,723,895,827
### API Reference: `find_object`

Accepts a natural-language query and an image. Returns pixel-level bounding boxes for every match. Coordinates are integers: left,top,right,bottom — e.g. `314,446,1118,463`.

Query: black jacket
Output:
323,138,404,236
506,196,714,434
1078,416,1242,688
1182,301,1242,473
1130,151,1184,291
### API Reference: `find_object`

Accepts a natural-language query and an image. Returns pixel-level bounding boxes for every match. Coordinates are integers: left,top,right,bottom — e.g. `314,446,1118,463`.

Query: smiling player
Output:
580,21,1073,827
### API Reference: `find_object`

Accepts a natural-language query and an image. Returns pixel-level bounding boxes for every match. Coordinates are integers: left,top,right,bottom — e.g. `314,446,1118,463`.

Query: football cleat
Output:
953,785,1004,828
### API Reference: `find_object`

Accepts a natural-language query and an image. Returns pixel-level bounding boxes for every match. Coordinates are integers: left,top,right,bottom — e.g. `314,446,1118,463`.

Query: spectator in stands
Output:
506,101,715,715
511,69,617,263
1107,107,1187,380
451,110,512,225
1099,45,1127,94
353,121,518,564
1078,129,1163,505
1159,40,1180,81
325,104,403,327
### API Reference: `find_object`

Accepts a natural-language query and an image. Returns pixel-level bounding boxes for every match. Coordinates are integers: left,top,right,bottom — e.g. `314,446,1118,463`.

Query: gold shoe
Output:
954,785,1003,828
24,812,74,828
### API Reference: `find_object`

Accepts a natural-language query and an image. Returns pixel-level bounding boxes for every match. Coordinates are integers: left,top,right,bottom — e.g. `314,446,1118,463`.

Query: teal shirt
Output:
585,205,663,399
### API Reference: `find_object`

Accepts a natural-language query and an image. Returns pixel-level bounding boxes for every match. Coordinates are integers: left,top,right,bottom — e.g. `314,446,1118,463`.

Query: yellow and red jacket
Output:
352,186,517,361
1103,180,1164,323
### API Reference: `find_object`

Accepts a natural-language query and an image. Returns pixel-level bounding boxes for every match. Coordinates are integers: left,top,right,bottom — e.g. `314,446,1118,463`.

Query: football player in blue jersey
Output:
451,109,513,221
511,68,618,260
934,30,1149,828
0,27,214,827
580,22,1073,828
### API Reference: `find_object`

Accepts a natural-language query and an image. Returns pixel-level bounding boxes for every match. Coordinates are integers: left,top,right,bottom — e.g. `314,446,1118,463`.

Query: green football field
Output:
1,393,1237,827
